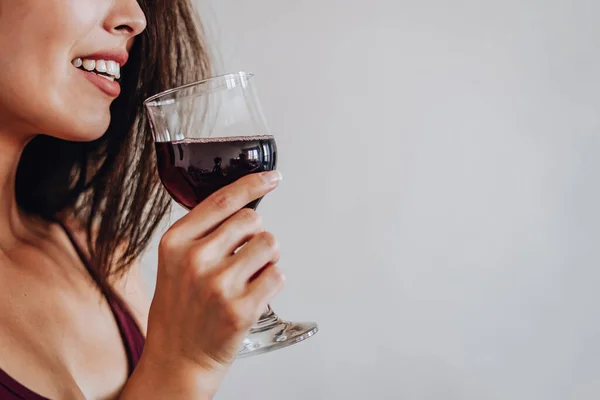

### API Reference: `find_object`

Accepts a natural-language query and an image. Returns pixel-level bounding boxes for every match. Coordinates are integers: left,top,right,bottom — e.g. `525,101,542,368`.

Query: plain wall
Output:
140,0,600,398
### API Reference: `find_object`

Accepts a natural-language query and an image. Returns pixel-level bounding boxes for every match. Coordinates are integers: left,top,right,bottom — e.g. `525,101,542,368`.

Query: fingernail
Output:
262,170,282,184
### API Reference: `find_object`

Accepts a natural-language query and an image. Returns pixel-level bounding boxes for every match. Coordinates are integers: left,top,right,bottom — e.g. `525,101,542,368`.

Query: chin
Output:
50,112,112,143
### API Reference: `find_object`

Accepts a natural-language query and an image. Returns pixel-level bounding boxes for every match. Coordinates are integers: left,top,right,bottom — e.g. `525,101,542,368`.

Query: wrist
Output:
124,350,223,399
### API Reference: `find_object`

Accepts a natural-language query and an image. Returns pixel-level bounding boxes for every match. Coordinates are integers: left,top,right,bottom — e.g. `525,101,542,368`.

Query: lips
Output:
78,68,121,97
72,50,128,98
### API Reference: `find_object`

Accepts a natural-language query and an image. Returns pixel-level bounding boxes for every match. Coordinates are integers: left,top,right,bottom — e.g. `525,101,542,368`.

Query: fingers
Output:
244,264,285,310
203,208,264,256
229,231,281,283
170,171,282,242
181,230,283,313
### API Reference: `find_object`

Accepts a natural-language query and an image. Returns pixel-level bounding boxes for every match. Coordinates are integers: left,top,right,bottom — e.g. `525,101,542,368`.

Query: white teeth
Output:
106,61,118,76
95,60,107,73
97,74,115,82
82,59,96,71
73,57,121,79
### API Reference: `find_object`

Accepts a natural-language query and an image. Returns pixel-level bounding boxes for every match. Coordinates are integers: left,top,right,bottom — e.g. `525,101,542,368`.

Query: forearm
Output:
120,354,218,400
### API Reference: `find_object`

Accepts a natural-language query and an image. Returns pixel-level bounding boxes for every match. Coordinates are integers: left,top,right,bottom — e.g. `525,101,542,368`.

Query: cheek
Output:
0,0,112,140
0,65,113,141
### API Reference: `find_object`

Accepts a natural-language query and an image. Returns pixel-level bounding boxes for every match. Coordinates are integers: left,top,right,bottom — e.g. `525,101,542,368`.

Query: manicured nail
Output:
262,170,282,184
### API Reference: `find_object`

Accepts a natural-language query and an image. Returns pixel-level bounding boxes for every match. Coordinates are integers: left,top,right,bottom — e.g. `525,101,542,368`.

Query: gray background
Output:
140,0,600,398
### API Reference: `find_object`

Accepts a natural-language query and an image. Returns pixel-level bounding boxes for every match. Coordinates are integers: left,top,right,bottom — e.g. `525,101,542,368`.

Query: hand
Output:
143,171,285,395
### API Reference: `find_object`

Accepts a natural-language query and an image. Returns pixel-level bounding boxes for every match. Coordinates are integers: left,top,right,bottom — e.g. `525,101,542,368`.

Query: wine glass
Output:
144,72,318,357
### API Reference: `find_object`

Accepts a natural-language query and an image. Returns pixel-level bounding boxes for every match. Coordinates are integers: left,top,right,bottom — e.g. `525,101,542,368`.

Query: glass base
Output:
237,308,318,358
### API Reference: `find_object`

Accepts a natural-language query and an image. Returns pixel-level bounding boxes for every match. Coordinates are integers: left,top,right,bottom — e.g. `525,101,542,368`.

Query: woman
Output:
0,0,285,399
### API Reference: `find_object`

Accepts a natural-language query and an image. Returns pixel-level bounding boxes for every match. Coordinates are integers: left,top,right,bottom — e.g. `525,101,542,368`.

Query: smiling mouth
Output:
71,58,121,82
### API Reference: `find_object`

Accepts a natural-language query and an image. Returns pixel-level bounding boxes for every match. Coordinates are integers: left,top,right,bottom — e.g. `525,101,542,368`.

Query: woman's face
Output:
0,0,146,141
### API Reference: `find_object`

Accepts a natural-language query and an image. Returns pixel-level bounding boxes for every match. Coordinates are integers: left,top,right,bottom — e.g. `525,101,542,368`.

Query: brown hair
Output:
15,0,211,284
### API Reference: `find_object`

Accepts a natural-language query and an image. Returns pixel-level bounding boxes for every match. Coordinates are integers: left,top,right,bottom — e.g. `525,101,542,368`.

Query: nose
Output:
104,0,147,38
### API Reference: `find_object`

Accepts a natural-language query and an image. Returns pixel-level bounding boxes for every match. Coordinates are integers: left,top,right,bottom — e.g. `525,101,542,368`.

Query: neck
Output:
0,133,40,245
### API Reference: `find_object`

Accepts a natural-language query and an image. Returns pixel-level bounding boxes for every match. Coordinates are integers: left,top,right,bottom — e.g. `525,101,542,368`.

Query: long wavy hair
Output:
15,0,211,285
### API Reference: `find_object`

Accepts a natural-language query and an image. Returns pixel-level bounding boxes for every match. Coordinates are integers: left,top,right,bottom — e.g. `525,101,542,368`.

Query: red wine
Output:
155,135,277,210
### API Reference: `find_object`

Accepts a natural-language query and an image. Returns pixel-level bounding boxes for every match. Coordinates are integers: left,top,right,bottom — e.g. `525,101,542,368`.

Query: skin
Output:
0,1,284,399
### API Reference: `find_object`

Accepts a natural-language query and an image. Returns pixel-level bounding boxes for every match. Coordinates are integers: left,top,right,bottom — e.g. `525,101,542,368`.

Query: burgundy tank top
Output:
0,222,145,399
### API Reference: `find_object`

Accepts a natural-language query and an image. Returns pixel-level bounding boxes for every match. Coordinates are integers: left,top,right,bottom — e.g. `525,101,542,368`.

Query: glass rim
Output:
143,71,255,107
